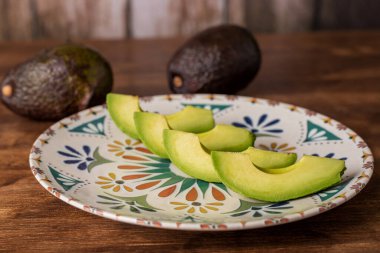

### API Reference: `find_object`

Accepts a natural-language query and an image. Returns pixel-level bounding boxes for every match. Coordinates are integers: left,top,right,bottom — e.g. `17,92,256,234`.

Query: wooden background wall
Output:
1,0,380,41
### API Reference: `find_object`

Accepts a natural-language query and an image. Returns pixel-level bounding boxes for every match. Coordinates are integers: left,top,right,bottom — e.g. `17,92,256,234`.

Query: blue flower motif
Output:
232,114,283,137
311,153,347,161
58,145,94,170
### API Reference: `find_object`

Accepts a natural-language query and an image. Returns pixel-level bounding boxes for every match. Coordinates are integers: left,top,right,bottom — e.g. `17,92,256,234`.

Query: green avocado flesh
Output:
212,151,345,202
134,112,169,158
243,147,297,171
163,130,221,182
133,106,215,158
165,106,215,133
198,124,255,152
107,93,141,139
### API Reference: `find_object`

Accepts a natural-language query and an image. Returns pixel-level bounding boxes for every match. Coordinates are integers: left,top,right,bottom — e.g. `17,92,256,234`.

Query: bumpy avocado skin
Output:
168,25,261,94
0,44,113,120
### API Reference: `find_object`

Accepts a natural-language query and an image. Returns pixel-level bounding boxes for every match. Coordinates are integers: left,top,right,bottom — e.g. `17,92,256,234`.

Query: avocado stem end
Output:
173,75,183,88
2,84,13,97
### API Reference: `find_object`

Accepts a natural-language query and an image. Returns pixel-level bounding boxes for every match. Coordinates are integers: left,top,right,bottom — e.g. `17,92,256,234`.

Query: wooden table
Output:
0,31,379,252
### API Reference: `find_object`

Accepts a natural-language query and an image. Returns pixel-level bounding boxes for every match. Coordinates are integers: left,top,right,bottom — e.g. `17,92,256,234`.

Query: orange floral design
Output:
118,164,146,170
136,180,161,190
186,187,198,201
206,94,215,100
170,187,223,214
108,139,151,157
122,174,149,180
362,151,372,162
323,117,332,125
200,224,228,230
96,173,132,192
170,201,223,214
348,132,358,142
158,185,177,197
211,187,226,201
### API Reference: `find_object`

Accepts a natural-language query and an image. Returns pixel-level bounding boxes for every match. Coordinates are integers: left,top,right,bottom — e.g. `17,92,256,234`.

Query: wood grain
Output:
245,0,315,33
0,0,128,40
2,0,380,40
0,31,379,252
226,0,246,26
33,0,128,40
316,0,380,30
0,0,34,40
130,0,225,38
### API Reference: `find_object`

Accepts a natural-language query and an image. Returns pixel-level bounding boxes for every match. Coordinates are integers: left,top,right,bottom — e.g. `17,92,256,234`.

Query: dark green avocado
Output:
167,25,261,94
0,44,113,120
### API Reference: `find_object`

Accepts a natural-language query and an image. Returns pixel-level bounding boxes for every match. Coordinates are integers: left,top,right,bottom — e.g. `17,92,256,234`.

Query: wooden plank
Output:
245,0,315,33
0,0,128,40
245,0,277,33
272,0,315,32
33,0,128,39
2,0,380,41
130,0,225,38
0,0,6,40
316,0,380,30
226,0,246,26
80,0,128,39
0,0,34,40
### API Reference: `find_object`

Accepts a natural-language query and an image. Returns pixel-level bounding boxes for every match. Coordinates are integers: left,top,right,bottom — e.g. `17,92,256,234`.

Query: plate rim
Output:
29,94,374,231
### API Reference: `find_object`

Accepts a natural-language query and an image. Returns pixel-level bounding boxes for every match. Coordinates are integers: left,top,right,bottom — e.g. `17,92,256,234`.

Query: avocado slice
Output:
134,112,169,158
134,106,214,158
212,151,345,202
198,124,255,152
107,93,141,139
165,106,214,133
163,129,221,182
243,147,297,171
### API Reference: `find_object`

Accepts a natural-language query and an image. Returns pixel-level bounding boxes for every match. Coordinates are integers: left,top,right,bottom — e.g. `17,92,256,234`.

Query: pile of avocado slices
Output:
107,93,345,202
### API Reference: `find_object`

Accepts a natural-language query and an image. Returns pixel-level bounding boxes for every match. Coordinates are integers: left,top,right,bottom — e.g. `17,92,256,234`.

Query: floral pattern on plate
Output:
29,94,374,231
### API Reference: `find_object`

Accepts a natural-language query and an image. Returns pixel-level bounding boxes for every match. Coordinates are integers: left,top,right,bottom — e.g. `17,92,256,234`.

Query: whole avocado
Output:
0,44,113,120
168,25,261,94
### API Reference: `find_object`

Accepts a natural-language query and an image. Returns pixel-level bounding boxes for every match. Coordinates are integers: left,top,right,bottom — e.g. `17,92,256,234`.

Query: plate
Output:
29,94,374,231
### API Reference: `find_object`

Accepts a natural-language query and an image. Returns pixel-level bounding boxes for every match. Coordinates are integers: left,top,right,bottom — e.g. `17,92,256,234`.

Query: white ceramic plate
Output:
29,94,374,231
